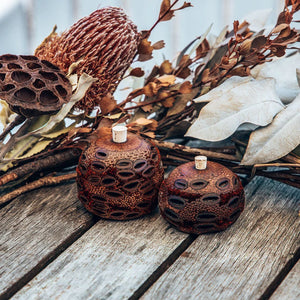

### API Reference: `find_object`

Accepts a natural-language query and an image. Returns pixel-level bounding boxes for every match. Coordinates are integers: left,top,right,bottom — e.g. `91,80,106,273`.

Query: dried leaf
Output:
152,40,165,50
176,1,192,10
241,93,300,165
251,53,300,103
271,23,289,34
251,35,268,49
159,0,174,21
100,93,117,115
144,82,159,97
160,60,173,74
138,38,153,55
156,74,176,85
129,67,145,77
186,77,284,141
178,81,192,94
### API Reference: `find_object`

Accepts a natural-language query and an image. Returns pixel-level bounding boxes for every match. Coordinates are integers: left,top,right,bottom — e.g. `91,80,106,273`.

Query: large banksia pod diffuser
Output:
35,7,141,111
76,126,164,220
0,54,72,117
159,156,245,234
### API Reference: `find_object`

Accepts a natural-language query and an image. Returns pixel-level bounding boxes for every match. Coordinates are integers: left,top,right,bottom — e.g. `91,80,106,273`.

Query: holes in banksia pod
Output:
216,178,230,190
123,180,139,192
201,193,220,202
95,150,107,159
14,88,36,102
41,60,59,70
110,211,125,217
91,195,107,202
133,159,147,172
12,71,31,83
195,224,216,232
197,212,217,222
126,212,140,218
27,62,42,70
0,73,5,81
164,208,179,222
117,170,135,180
174,179,188,190
91,161,106,171
142,165,154,178
105,190,123,200
40,90,59,105
190,179,208,190
116,159,132,169
228,196,239,208
7,63,22,69
56,85,68,97
20,55,37,61
2,84,15,92
101,176,116,186
1,54,18,61
39,71,58,81
143,188,155,198
33,79,45,89
168,195,185,209
140,181,154,193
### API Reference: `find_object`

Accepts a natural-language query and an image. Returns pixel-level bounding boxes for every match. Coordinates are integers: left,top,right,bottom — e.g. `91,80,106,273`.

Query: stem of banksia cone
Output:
35,7,141,112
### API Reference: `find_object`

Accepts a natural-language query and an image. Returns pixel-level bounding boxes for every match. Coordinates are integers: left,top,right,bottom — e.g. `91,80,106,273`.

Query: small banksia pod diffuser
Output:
35,7,141,111
159,156,245,234
76,126,164,220
0,54,72,117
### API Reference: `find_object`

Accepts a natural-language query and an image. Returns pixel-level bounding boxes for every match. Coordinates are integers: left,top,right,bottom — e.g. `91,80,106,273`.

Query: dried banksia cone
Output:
35,7,141,111
159,156,245,234
76,126,164,220
0,54,72,117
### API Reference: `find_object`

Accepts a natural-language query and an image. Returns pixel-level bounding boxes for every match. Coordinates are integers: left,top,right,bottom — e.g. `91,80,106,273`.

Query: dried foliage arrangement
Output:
0,0,299,204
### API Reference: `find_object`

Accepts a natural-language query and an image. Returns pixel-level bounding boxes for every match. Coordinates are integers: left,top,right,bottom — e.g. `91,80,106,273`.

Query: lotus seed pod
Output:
0,54,72,117
159,157,245,234
35,7,141,111
76,127,164,220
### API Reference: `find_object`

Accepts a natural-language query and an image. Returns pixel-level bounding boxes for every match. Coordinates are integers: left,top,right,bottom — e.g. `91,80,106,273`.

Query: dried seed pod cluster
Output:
0,54,72,117
35,7,141,111
76,128,164,220
159,159,245,234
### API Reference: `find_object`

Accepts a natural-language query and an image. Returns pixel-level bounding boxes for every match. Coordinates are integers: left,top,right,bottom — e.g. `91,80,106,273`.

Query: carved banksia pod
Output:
76,126,164,220
0,54,72,117
159,156,245,234
35,7,141,111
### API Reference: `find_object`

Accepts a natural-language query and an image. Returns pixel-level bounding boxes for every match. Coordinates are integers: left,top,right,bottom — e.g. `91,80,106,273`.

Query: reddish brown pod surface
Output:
159,157,245,234
76,127,164,220
0,54,72,117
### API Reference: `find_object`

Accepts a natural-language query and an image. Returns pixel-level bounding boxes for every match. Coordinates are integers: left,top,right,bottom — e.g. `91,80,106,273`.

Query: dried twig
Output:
0,173,77,205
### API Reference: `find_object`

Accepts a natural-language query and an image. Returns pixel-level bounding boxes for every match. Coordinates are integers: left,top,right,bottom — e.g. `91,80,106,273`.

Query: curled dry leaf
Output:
251,53,300,103
241,93,300,165
129,68,145,77
185,76,284,141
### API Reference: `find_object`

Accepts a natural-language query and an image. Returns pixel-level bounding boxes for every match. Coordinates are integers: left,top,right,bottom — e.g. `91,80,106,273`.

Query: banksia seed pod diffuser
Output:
159,156,245,234
35,7,141,111
0,54,72,117
76,126,164,220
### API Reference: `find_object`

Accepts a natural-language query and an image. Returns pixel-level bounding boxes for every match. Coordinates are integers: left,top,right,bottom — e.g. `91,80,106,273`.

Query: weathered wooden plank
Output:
142,177,300,300
270,260,300,300
12,210,189,300
0,182,95,299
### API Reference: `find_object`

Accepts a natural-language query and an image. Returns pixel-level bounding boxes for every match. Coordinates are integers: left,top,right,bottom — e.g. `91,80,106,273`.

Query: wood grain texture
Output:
12,211,188,300
0,182,95,299
142,177,300,300
270,260,300,300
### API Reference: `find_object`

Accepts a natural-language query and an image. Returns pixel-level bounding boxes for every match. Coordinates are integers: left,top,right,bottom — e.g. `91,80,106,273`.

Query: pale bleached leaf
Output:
241,93,300,165
185,76,284,142
251,53,300,103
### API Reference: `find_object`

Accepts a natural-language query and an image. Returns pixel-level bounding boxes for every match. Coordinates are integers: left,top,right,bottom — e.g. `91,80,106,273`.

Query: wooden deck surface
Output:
0,176,299,300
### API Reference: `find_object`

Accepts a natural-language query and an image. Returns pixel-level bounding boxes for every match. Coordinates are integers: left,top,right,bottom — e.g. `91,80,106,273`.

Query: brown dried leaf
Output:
153,40,165,50
251,35,268,49
239,39,252,55
160,60,173,75
156,74,176,85
138,54,153,62
129,67,145,77
176,67,191,79
100,93,117,115
162,96,176,108
144,82,159,97
159,0,174,21
178,81,192,94
142,131,156,138
178,54,192,67
176,1,192,10
196,39,210,59
271,23,289,34
138,38,153,55
229,66,250,77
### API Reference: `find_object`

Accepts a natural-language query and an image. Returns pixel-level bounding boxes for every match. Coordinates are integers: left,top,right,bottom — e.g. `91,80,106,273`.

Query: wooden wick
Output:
195,156,207,170
112,125,127,143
